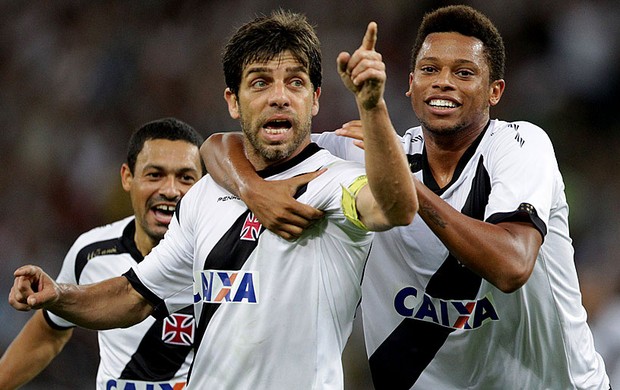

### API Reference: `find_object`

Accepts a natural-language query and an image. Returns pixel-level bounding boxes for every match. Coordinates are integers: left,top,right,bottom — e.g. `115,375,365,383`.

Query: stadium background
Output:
0,1,618,388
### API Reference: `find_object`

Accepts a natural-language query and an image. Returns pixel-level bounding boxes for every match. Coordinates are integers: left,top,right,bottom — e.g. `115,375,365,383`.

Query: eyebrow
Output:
418,57,478,67
245,65,307,76
143,164,199,174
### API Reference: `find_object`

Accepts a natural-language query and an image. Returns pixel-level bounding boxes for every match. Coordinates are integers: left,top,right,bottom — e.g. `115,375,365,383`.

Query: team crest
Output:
240,212,262,241
162,313,195,346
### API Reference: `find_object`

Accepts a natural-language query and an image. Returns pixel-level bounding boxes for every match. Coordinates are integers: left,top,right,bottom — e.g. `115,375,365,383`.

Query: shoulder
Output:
489,120,552,144
311,131,339,145
177,175,222,209
484,120,555,155
317,150,364,173
311,133,365,163
71,216,133,247
58,217,135,284
402,126,423,154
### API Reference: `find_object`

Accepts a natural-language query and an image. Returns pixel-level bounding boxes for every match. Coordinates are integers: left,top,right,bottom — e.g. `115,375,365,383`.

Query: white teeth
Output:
265,128,288,134
155,205,175,212
429,99,457,108
264,119,290,133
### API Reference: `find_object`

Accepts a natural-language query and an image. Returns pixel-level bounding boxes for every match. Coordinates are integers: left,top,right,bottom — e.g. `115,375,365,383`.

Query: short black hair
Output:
126,117,204,174
222,9,322,96
410,5,505,82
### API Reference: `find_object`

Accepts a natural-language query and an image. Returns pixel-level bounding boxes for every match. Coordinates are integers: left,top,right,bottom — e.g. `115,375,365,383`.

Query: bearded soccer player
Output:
8,10,416,389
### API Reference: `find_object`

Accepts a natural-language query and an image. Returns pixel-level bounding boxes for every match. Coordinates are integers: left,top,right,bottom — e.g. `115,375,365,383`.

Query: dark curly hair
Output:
410,5,505,82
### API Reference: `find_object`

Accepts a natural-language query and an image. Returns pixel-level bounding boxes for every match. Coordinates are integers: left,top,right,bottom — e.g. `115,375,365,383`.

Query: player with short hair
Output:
8,10,417,389
200,5,610,389
0,117,204,390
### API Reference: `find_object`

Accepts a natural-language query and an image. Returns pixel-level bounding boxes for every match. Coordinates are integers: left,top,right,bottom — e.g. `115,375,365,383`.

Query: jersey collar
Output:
256,143,322,178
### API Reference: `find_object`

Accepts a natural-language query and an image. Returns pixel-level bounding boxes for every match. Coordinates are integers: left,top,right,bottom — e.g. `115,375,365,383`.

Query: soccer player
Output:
199,5,610,389
8,10,417,389
0,117,204,390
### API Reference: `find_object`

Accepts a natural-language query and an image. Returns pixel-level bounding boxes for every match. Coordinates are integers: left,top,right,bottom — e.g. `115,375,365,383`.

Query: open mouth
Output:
152,204,176,223
263,119,292,134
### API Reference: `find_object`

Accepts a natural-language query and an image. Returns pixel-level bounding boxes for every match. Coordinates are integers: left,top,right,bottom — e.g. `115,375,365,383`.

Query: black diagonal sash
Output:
369,156,491,389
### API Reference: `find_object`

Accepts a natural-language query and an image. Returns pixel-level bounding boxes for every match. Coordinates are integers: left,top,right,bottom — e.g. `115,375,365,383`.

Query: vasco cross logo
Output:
162,313,194,346
240,212,262,241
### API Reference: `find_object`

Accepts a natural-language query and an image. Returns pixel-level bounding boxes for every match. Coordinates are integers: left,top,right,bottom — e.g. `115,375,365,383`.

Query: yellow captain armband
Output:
341,175,369,230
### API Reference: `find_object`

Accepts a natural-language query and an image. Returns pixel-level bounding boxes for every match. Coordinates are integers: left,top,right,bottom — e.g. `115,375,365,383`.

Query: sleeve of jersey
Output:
128,194,199,319
44,239,83,329
484,122,556,239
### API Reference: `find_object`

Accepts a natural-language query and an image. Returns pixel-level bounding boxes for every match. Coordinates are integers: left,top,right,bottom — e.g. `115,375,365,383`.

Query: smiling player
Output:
0,117,204,390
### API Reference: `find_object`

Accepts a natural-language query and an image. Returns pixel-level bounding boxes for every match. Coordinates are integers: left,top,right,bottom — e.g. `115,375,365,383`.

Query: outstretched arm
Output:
336,22,417,230
0,310,73,390
201,133,325,240
9,265,152,329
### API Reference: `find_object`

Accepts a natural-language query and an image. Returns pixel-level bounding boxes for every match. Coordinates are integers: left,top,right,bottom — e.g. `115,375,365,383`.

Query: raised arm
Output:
336,22,417,230
0,310,73,390
201,133,325,240
9,265,152,329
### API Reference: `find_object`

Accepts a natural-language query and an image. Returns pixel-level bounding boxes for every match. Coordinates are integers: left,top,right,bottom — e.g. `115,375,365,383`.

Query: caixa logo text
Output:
394,287,499,330
106,379,185,389
193,270,258,304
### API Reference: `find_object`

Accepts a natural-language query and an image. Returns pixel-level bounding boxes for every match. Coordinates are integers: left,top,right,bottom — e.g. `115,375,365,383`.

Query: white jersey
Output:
126,144,373,389
314,120,609,389
46,217,194,390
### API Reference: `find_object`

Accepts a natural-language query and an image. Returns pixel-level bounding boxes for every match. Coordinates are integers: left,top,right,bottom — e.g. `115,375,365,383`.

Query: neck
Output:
422,121,488,188
134,231,156,257
245,138,311,171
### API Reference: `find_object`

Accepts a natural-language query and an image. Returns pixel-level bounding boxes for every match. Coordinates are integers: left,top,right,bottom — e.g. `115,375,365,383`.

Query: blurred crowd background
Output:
1,0,619,388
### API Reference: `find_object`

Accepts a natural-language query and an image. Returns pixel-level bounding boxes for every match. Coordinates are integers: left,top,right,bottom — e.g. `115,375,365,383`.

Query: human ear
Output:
224,88,240,119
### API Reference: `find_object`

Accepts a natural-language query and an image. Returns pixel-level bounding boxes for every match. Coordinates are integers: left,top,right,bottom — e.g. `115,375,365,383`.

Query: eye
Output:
146,172,162,179
420,66,436,74
251,79,267,88
180,174,198,184
456,69,474,78
290,79,304,87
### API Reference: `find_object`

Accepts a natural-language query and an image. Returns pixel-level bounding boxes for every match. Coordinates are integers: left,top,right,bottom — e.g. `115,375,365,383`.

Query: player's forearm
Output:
415,178,539,292
48,276,152,330
359,100,417,226
0,311,72,389
201,132,258,198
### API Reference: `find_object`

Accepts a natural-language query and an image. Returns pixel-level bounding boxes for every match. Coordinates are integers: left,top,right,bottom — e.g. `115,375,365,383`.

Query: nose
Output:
268,81,290,108
432,68,455,90
159,176,182,201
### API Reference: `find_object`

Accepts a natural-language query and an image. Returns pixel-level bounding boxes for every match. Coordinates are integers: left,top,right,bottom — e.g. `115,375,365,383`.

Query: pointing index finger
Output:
361,21,377,51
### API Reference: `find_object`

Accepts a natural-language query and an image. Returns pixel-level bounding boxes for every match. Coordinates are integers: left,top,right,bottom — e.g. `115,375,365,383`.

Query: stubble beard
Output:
242,116,311,163
140,216,166,248
419,118,468,137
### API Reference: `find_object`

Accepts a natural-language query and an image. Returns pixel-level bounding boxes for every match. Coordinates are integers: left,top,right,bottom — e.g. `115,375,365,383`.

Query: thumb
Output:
27,294,39,307
27,288,57,309
337,52,351,76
